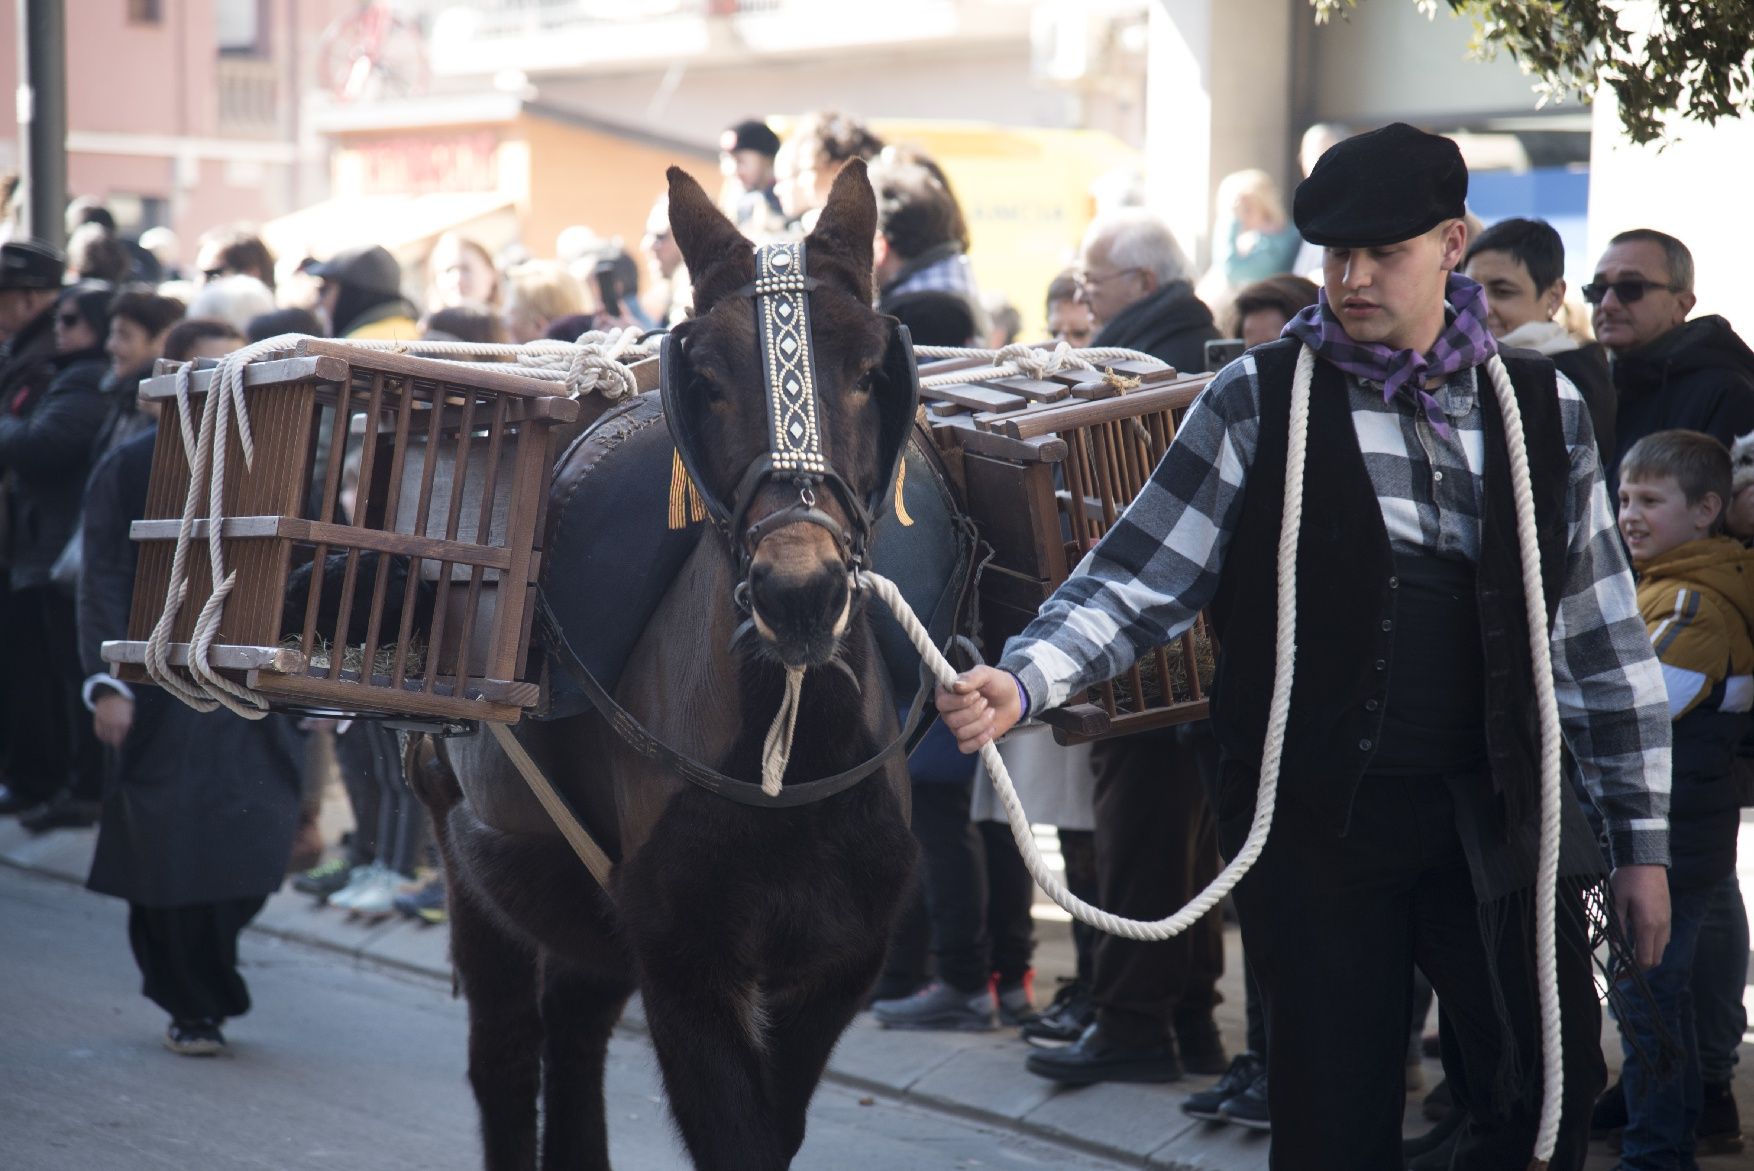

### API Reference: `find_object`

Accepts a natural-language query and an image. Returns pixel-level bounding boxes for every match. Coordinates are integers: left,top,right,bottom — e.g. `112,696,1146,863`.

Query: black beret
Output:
720,119,781,158
0,240,66,290
305,244,403,298
1293,123,1468,248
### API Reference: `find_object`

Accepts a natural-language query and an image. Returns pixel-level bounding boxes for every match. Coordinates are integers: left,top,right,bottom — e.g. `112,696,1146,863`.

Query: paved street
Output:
0,865,1130,1171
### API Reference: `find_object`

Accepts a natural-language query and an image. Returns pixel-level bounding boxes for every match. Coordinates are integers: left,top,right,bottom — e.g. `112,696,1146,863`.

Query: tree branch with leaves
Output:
1309,0,1754,144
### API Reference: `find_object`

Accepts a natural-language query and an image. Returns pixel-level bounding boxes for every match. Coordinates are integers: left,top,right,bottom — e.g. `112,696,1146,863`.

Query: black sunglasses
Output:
1581,278,1680,306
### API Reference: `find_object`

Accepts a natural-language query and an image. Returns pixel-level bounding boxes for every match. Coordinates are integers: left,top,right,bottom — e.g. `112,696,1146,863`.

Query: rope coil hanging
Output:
858,344,1565,1168
143,329,657,717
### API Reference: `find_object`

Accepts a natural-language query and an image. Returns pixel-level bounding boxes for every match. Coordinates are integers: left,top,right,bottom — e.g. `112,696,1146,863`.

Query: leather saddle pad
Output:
539,390,975,727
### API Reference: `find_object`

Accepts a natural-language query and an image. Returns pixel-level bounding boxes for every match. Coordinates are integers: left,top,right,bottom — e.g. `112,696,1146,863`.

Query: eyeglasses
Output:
56,312,81,326
1580,278,1681,306
1074,267,1142,290
202,267,234,282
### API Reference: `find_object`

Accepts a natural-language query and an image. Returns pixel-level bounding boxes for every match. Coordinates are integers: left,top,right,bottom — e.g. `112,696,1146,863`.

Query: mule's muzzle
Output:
747,557,852,668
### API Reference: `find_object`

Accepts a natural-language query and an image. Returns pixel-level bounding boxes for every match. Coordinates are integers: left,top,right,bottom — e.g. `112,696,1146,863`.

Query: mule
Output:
411,161,920,1171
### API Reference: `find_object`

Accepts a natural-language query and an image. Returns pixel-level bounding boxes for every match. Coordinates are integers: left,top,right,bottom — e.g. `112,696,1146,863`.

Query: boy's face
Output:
1618,474,1721,563
1462,248,1561,338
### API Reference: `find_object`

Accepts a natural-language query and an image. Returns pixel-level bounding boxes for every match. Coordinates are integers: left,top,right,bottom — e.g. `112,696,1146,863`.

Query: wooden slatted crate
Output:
922,355,1216,744
104,339,582,724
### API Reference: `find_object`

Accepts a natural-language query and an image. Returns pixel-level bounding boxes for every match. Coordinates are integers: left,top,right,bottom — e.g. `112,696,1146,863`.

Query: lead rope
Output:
859,346,1563,1169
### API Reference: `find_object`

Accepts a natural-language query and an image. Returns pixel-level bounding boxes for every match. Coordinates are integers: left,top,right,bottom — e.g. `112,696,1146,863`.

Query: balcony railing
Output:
217,56,282,136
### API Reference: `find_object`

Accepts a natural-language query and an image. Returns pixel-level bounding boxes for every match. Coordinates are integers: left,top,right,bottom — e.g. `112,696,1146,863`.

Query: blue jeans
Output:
1617,882,1712,1170
1691,875,1749,1085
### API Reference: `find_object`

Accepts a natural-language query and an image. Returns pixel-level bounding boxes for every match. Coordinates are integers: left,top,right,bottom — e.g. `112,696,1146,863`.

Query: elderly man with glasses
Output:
1075,209,1217,374
1589,229,1754,490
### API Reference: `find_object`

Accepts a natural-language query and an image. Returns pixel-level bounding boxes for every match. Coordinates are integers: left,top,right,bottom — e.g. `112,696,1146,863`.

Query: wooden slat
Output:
1043,701,1210,745
102,640,306,673
130,518,514,570
994,375,1211,440
928,415,1067,463
139,354,351,400
923,383,1029,414
985,377,1070,403
248,670,535,722
294,339,581,412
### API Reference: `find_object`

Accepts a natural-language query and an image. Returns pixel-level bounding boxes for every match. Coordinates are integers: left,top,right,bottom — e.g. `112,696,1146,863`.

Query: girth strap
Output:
535,592,924,808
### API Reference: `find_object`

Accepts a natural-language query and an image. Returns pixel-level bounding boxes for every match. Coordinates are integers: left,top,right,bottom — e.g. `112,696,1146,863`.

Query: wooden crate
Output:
104,339,582,724
922,356,1216,744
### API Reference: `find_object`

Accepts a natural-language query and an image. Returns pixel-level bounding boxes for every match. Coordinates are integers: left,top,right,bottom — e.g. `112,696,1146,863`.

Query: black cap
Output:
0,240,66,290
304,244,403,298
720,119,781,158
1293,123,1468,248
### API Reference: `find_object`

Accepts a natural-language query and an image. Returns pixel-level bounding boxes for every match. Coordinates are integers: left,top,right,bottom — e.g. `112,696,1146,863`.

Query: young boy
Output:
1614,429,1754,1168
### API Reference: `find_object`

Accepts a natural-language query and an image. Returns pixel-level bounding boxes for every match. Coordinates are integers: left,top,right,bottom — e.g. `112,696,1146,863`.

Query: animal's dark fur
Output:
415,162,918,1170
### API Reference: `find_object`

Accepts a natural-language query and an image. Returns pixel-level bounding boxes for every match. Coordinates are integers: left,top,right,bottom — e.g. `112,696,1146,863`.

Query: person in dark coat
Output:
1591,228,1754,489
1,278,113,832
1076,209,1219,373
92,288,184,463
78,425,304,1055
0,239,66,818
1022,208,1228,1086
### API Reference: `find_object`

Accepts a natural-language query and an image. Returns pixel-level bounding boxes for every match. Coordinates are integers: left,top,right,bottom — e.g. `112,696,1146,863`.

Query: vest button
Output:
1374,659,1386,671
1359,738,1373,751
1365,698,1380,712
1389,576,1399,589
1381,618,1393,632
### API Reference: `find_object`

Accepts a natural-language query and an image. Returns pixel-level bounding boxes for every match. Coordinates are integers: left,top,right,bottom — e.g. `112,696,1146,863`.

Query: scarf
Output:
1498,318,1580,358
1282,272,1498,440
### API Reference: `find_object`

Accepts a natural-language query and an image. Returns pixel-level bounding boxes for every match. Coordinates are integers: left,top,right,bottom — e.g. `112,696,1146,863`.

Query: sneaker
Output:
1182,1051,1265,1121
326,863,389,910
1174,1012,1230,1077
1026,1023,1182,1086
392,874,448,925
340,867,405,916
994,969,1037,1026
163,1019,226,1056
1699,1080,1745,1155
1217,1068,1269,1130
870,980,998,1032
1020,981,1095,1048
292,857,354,899
1590,1078,1627,1140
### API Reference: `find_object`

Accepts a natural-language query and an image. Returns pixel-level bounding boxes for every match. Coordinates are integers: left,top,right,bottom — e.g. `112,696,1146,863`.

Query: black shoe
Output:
1217,1068,1269,1130
1403,1105,1464,1160
0,783,40,816
1174,1012,1229,1077
19,793,101,834
1698,1079,1746,1155
1020,981,1094,1049
1182,1051,1264,1121
291,857,355,899
1025,1023,1182,1086
1590,1078,1627,1140
1422,1076,1454,1122
163,1019,226,1056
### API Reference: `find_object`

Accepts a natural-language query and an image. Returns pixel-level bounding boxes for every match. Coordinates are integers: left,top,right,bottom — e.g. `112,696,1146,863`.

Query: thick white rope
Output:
759,666,807,796
863,346,1563,1165
912,342,1170,390
1484,354,1565,1166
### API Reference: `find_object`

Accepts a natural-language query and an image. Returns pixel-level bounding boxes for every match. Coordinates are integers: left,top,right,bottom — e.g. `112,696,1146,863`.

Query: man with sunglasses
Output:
1590,229,1754,491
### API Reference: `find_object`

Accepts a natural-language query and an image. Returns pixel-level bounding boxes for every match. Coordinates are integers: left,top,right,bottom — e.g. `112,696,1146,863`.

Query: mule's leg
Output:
765,941,889,1159
538,951,635,1171
445,811,545,1171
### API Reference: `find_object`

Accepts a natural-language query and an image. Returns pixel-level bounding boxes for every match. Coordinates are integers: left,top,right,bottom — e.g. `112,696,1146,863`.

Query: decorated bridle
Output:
662,240,914,607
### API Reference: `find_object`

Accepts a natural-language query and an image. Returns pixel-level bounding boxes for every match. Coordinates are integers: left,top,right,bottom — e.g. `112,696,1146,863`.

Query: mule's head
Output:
661,161,917,669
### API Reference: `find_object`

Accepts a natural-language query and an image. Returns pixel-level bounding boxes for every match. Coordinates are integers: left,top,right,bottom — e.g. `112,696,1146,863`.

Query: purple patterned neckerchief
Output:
1281,272,1498,440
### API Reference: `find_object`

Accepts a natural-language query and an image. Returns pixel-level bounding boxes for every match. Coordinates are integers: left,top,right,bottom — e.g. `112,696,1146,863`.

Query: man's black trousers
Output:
1224,770,1605,1170
1090,721,1224,1044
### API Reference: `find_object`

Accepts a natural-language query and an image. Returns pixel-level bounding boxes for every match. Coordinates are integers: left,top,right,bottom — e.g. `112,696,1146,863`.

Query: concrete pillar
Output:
1144,0,1294,272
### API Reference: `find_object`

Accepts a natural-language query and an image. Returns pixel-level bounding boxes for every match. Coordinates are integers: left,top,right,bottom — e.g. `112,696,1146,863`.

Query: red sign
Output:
350,132,499,195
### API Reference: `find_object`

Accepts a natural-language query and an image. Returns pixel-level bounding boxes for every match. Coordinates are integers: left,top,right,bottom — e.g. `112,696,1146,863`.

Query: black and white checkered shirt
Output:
999,350,1673,869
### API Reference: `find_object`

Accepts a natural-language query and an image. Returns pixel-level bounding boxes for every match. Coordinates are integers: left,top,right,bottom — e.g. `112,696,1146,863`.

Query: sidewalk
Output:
4,812,1751,1170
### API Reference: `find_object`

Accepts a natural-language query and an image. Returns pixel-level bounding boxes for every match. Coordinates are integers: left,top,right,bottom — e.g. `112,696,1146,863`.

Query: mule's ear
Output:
805,159,877,302
666,165,752,312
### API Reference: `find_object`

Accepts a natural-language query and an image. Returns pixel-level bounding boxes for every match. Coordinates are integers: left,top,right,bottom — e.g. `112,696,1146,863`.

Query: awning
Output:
260,191,520,266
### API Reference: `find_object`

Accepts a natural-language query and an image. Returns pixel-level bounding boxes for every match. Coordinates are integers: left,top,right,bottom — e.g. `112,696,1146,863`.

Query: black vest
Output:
1207,339,1572,837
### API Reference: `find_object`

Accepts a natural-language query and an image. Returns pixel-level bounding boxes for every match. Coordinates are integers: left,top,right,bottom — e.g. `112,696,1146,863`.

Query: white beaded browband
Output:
753,241,829,477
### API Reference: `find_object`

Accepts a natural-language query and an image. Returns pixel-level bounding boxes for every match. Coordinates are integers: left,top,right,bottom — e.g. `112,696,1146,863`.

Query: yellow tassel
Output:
893,458,914,527
669,449,709,530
